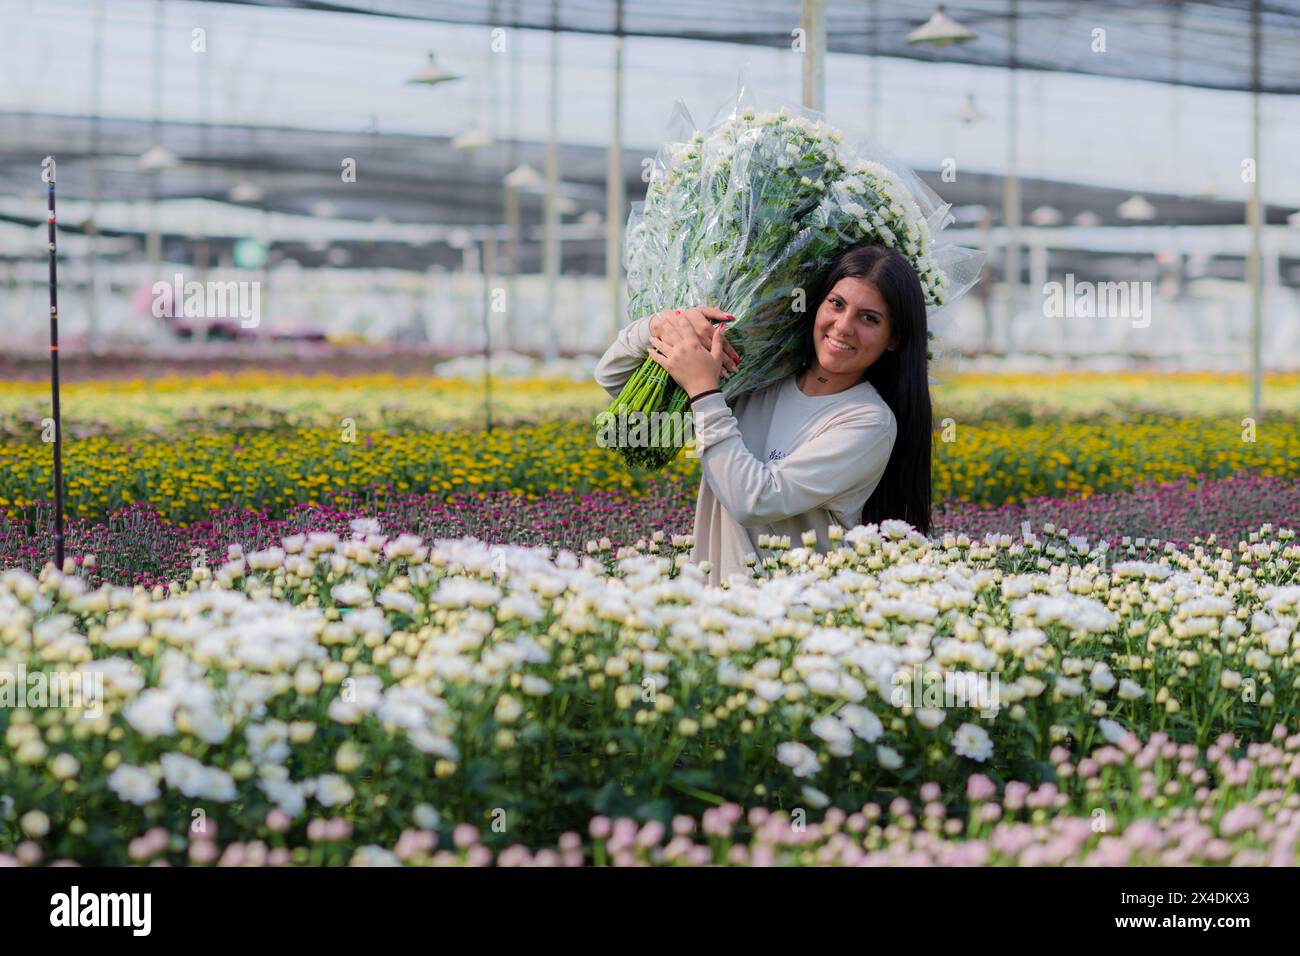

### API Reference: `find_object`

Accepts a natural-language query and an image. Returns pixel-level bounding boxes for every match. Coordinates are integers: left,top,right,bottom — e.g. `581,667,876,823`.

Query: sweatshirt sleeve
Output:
689,391,895,528
593,315,654,399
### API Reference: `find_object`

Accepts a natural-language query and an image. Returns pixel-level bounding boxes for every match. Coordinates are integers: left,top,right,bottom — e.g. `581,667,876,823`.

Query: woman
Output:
594,244,932,585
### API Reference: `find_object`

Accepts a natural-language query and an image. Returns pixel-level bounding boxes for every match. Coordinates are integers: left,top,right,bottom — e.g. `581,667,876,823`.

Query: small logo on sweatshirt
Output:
767,449,786,462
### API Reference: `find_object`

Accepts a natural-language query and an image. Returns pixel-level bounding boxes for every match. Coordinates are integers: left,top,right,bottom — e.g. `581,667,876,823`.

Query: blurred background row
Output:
2,0,1299,379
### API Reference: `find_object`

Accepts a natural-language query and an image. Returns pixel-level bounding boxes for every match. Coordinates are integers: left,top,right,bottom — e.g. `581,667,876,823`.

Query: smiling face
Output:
810,276,896,377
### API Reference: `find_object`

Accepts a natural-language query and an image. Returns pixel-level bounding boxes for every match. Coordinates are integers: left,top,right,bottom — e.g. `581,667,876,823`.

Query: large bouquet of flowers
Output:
597,94,983,470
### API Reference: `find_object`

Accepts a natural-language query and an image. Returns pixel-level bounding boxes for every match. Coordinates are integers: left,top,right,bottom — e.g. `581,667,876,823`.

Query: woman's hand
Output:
648,307,741,377
648,310,733,396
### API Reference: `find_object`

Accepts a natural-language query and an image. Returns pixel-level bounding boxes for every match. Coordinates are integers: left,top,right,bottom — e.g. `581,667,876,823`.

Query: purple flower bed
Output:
934,473,1299,548
4,473,1294,588
0,477,698,589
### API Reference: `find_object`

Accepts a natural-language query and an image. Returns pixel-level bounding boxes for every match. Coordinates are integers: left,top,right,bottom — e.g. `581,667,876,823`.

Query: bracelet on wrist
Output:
689,387,722,404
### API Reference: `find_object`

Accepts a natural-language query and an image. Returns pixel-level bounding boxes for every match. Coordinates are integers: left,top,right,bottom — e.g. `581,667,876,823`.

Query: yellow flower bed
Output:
0,421,696,520
0,372,603,433
2,414,1295,522
935,370,1300,418
2,369,1297,435
932,417,1298,503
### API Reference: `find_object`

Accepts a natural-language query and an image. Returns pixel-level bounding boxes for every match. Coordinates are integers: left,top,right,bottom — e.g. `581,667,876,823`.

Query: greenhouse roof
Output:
213,0,1300,95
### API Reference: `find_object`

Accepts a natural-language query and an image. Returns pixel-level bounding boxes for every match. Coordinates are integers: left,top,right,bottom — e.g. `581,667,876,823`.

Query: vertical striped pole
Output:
44,156,66,570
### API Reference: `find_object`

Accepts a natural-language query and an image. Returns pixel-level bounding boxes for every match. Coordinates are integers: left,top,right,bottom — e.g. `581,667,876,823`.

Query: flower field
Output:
2,402,1297,522
1,370,1297,867
2,474,1296,591
2,519,1297,866
0,371,603,437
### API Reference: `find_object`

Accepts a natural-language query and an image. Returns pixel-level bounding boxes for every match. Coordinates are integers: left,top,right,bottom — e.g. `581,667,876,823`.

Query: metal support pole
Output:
1028,241,1051,352
482,238,496,433
87,0,105,348
44,158,66,571
607,1,625,340
1001,0,1020,355
1248,0,1263,416
801,0,826,112
506,0,522,351
867,0,880,140
543,0,561,364
147,0,164,277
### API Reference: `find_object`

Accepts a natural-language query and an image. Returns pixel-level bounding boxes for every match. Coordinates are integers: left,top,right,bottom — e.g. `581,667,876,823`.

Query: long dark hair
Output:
800,244,933,535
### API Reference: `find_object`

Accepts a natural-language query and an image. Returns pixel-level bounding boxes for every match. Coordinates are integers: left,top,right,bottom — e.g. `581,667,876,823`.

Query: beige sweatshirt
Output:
594,315,897,586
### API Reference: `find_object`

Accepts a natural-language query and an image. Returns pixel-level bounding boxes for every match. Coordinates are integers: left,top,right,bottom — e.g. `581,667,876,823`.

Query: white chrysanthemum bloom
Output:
1117,678,1146,701
108,763,161,806
952,722,994,762
801,785,831,810
407,728,460,759
102,618,147,649
81,658,145,697
876,745,904,770
161,752,237,802
413,803,441,830
246,547,287,572
805,670,843,697
123,688,178,738
521,675,552,697
1017,675,1047,698
187,707,232,745
313,774,356,808
1176,616,1220,638
1097,718,1127,744
811,715,855,757
328,675,385,724
330,581,371,607
1182,596,1234,618
1089,663,1117,693
777,741,821,778
1055,676,1085,699
494,695,524,724
1264,584,1300,613
432,578,502,610
305,531,339,555
383,534,424,559
1011,594,1118,633
376,588,419,616
1112,560,1172,580
349,518,383,537
839,704,884,742
246,721,292,766
377,685,448,731
259,778,308,817
915,707,946,729
879,519,913,540
351,846,401,867
875,599,939,623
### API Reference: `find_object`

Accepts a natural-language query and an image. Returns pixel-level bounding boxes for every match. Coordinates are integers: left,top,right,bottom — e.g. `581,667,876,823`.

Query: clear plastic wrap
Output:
604,82,986,469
